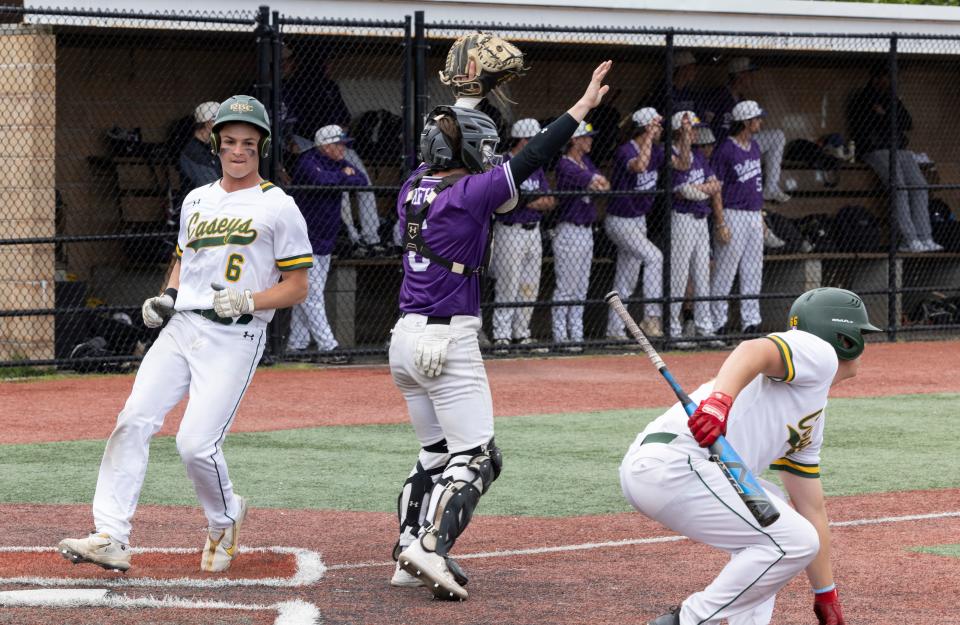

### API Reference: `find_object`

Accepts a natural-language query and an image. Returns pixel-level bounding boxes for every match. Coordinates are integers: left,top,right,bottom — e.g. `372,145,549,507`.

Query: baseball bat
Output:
604,290,780,528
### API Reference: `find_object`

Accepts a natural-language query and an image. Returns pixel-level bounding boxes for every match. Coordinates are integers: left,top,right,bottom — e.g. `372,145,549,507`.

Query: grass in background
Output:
911,545,960,558
1,394,955,516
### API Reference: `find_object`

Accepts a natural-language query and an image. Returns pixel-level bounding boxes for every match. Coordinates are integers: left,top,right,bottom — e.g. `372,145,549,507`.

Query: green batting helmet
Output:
788,287,882,360
210,95,271,158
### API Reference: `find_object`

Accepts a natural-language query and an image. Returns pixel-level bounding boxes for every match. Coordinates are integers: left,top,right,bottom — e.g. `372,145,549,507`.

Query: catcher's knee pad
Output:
421,437,502,557
394,439,449,560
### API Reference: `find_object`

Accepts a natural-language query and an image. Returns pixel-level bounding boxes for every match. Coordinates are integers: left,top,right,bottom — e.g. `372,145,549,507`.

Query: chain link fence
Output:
1,5,959,370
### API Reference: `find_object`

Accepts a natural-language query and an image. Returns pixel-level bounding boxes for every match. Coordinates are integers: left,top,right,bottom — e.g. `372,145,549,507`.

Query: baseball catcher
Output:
439,32,527,106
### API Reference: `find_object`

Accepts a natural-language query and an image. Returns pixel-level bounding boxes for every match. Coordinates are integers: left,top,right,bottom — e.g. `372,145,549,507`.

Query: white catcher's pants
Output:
490,222,542,341
289,253,338,351
669,212,713,337
620,442,819,625
604,214,663,336
551,222,593,343
710,209,763,331
341,147,380,246
93,312,266,544
389,314,494,453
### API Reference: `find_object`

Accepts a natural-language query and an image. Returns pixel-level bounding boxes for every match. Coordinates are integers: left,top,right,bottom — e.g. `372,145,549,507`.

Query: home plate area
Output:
0,546,324,625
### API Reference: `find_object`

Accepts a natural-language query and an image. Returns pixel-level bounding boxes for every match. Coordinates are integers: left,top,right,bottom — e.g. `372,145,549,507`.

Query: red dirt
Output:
2,340,957,445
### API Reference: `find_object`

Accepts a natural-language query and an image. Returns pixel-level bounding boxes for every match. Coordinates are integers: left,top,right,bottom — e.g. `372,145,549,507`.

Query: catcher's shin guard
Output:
421,437,502,558
393,439,449,560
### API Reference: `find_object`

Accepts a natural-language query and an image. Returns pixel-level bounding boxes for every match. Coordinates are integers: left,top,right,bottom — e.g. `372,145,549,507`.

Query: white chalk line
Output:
0,590,320,625
327,509,960,572
0,545,325,588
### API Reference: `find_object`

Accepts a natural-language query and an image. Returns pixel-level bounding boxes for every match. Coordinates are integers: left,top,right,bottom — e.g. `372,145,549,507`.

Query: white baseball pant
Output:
341,147,380,246
93,312,266,544
754,129,786,196
551,222,594,344
620,442,819,625
604,214,663,336
669,212,713,337
490,222,542,341
710,209,763,331
289,253,338,352
389,314,494,452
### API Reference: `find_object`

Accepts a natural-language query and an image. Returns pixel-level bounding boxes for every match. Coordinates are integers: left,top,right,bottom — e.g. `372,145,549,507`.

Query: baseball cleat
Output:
201,495,247,573
390,561,425,588
57,532,131,572
398,540,468,601
648,605,681,625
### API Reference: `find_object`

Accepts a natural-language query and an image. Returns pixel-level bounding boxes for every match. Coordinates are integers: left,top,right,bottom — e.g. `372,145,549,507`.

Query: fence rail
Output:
1,5,959,370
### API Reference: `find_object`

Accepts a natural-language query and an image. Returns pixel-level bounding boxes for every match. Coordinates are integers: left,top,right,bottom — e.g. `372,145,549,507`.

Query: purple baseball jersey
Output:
555,155,600,225
397,163,518,317
496,153,549,225
710,137,763,212
292,149,369,255
672,149,715,217
607,140,663,218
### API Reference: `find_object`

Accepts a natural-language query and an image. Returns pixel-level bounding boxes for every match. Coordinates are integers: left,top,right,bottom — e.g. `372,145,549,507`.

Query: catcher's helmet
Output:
210,95,271,158
788,287,882,360
420,105,500,173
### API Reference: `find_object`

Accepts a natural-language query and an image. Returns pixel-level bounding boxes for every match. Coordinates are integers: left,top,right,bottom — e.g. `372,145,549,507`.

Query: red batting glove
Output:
687,391,733,447
814,588,846,625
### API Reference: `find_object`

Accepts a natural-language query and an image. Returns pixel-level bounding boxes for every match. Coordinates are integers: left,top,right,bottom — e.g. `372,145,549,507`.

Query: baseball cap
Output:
727,56,759,75
194,101,219,124
511,118,541,139
632,107,662,128
571,121,596,138
693,126,716,146
731,100,766,121
314,124,352,146
674,50,697,69
670,110,704,130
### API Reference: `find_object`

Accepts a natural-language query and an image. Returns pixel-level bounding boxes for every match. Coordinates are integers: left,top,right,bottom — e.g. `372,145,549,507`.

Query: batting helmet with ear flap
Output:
210,95,272,158
788,287,882,360
420,105,500,173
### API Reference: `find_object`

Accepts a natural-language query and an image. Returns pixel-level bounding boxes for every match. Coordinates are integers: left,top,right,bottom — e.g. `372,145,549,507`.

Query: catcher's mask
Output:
210,95,272,159
788,287,882,360
420,105,500,174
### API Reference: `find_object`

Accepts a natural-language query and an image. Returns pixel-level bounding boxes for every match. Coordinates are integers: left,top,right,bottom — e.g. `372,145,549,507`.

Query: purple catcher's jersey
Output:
711,137,763,211
672,149,714,217
397,163,518,317
607,140,663,218
496,153,548,225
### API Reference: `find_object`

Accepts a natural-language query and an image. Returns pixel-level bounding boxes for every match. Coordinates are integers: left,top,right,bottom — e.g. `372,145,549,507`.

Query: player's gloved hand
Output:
814,588,845,625
414,326,452,378
142,288,177,329
211,282,255,318
687,390,734,447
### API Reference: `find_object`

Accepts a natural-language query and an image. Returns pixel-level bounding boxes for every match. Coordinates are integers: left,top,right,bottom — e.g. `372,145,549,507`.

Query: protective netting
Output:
1,6,958,370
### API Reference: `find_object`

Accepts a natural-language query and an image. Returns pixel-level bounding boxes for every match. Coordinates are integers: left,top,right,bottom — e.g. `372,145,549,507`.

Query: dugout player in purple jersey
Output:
389,61,614,601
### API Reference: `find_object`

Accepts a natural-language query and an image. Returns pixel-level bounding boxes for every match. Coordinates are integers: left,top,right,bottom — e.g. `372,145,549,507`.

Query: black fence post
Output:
255,5,272,182
402,14,415,175
662,31,675,339
271,10,282,178
414,10,427,141
887,34,899,341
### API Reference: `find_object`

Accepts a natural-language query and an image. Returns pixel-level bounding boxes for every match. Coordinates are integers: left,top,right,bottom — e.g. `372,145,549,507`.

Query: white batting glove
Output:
211,282,255,318
414,329,452,378
142,290,175,329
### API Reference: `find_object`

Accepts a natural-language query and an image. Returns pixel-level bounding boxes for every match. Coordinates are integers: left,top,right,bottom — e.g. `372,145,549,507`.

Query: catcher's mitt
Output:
439,32,527,99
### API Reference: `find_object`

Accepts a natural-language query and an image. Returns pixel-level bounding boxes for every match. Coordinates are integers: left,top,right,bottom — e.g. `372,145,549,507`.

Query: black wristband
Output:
163,287,178,302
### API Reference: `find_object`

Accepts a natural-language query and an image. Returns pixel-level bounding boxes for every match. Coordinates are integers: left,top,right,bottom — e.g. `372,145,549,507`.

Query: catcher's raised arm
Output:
440,32,527,106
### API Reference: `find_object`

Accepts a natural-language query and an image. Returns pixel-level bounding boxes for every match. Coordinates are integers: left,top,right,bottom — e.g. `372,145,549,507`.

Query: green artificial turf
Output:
911,544,960,558
1,393,954,516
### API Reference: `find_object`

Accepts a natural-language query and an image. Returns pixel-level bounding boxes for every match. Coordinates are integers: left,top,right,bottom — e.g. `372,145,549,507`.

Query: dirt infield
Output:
1,340,956,444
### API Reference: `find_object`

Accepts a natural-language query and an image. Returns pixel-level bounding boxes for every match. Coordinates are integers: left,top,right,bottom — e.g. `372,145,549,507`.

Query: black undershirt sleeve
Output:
508,113,579,186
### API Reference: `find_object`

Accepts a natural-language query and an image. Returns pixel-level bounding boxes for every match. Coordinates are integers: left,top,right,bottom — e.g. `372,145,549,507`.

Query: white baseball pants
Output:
604,214,663,336
490,222,542,341
551,222,593,344
620,442,819,625
289,253,338,352
341,147,380,246
389,314,494,453
755,129,786,196
669,212,713,337
93,312,265,544
710,209,763,331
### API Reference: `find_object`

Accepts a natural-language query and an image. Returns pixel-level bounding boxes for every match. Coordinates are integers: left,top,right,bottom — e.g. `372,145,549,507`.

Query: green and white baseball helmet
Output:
210,95,271,158
788,287,882,360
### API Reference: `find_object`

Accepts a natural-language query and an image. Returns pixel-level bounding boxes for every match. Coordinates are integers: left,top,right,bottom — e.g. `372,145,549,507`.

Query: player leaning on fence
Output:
388,43,614,600
58,95,312,574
